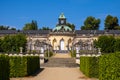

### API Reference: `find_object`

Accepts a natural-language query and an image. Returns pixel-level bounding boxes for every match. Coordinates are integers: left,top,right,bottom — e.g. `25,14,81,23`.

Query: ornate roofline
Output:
59,13,66,19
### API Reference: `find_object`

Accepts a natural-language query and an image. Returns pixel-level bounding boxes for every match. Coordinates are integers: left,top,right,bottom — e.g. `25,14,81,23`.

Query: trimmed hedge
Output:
27,56,40,75
0,54,9,80
9,56,27,77
10,56,40,77
80,56,99,78
99,52,120,80
80,52,120,79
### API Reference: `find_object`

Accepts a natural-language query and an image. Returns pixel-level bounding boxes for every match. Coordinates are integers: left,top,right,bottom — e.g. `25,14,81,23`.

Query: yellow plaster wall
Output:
49,35,73,50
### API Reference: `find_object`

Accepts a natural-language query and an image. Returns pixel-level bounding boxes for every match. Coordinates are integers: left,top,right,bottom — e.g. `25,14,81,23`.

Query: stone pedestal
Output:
76,47,80,64
98,48,101,54
20,47,23,54
40,53,44,64
40,47,44,64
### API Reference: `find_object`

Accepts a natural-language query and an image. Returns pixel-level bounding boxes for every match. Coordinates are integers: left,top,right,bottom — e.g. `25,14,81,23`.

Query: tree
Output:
104,15,120,30
0,25,9,30
0,34,27,53
81,16,100,30
10,27,16,30
66,23,75,31
1,35,13,52
39,27,51,30
94,36,115,53
114,38,120,51
23,20,38,30
0,39,2,52
31,20,38,30
13,34,27,52
0,25,16,30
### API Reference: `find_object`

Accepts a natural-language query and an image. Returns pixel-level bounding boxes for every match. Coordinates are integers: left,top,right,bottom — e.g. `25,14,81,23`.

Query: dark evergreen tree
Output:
0,34,27,53
0,25,16,30
81,16,100,30
66,23,75,31
0,25,9,30
104,15,120,30
23,20,38,30
114,38,120,51
94,36,115,53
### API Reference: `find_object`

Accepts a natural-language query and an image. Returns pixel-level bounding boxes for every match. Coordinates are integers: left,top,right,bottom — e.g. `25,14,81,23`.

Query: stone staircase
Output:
41,57,79,68
54,50,69,54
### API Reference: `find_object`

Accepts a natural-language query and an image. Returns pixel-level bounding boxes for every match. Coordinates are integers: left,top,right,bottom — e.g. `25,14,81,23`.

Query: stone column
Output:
40,47,44,64
76,46,80,64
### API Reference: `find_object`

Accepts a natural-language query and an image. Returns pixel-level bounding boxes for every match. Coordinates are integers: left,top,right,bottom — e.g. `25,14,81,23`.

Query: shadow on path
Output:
30,68,44,76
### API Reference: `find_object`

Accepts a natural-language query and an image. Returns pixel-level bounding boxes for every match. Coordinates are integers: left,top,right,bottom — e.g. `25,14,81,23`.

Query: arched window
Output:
60,38,64,50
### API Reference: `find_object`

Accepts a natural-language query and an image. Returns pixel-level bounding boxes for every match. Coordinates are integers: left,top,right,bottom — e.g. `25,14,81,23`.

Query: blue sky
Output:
0,0,120,30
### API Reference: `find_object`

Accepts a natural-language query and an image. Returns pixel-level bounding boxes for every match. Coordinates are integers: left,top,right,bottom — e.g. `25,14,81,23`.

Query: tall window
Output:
60,39,64,50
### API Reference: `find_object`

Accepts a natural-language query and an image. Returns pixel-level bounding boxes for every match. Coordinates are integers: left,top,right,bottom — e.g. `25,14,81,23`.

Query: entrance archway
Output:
60,39,64,50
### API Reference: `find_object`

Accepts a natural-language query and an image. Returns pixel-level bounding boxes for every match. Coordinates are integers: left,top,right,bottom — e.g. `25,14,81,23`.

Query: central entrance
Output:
60,39,64,50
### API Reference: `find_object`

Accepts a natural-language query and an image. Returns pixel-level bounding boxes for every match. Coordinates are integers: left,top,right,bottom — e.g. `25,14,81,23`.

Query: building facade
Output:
1,13,120,53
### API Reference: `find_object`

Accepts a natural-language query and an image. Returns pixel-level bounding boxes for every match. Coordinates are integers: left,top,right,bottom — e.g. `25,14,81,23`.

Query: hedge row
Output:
9,56,40,77
27,56,40,75
10,56,27,77
99,52,120,80
0,54,9,80
80,56,99,78
80,52,120,80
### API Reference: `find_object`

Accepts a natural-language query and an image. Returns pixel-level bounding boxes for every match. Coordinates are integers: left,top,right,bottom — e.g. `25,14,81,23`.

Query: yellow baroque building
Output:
0,13,120,53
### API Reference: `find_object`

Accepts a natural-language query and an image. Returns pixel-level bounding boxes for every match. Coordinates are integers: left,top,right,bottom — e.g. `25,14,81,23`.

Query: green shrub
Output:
9,56,27,77
45,50,53,57
114,38,120,52
27,56,40,75
0,34,27,53
70,50,76,57
94,35,115,53
94,36,120,53
0,54,9,80
99,52,120,80
9,55,40,77
80,57,85,74
80,56,99,78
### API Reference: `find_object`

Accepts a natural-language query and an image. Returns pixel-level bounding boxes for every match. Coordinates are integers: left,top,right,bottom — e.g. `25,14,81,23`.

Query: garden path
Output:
10,54,98,80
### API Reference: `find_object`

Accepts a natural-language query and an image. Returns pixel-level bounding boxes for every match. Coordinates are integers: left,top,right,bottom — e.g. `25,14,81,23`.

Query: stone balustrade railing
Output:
3,53,44,64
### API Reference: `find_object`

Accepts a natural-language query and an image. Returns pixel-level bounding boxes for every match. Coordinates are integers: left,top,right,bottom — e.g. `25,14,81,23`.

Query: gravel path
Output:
53,53,71,58
10,67,98,80
10,54,98,80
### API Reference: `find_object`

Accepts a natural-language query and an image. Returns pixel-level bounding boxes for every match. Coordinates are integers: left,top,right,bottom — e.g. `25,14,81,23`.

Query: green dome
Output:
59,13,66,19
53,25,72,32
